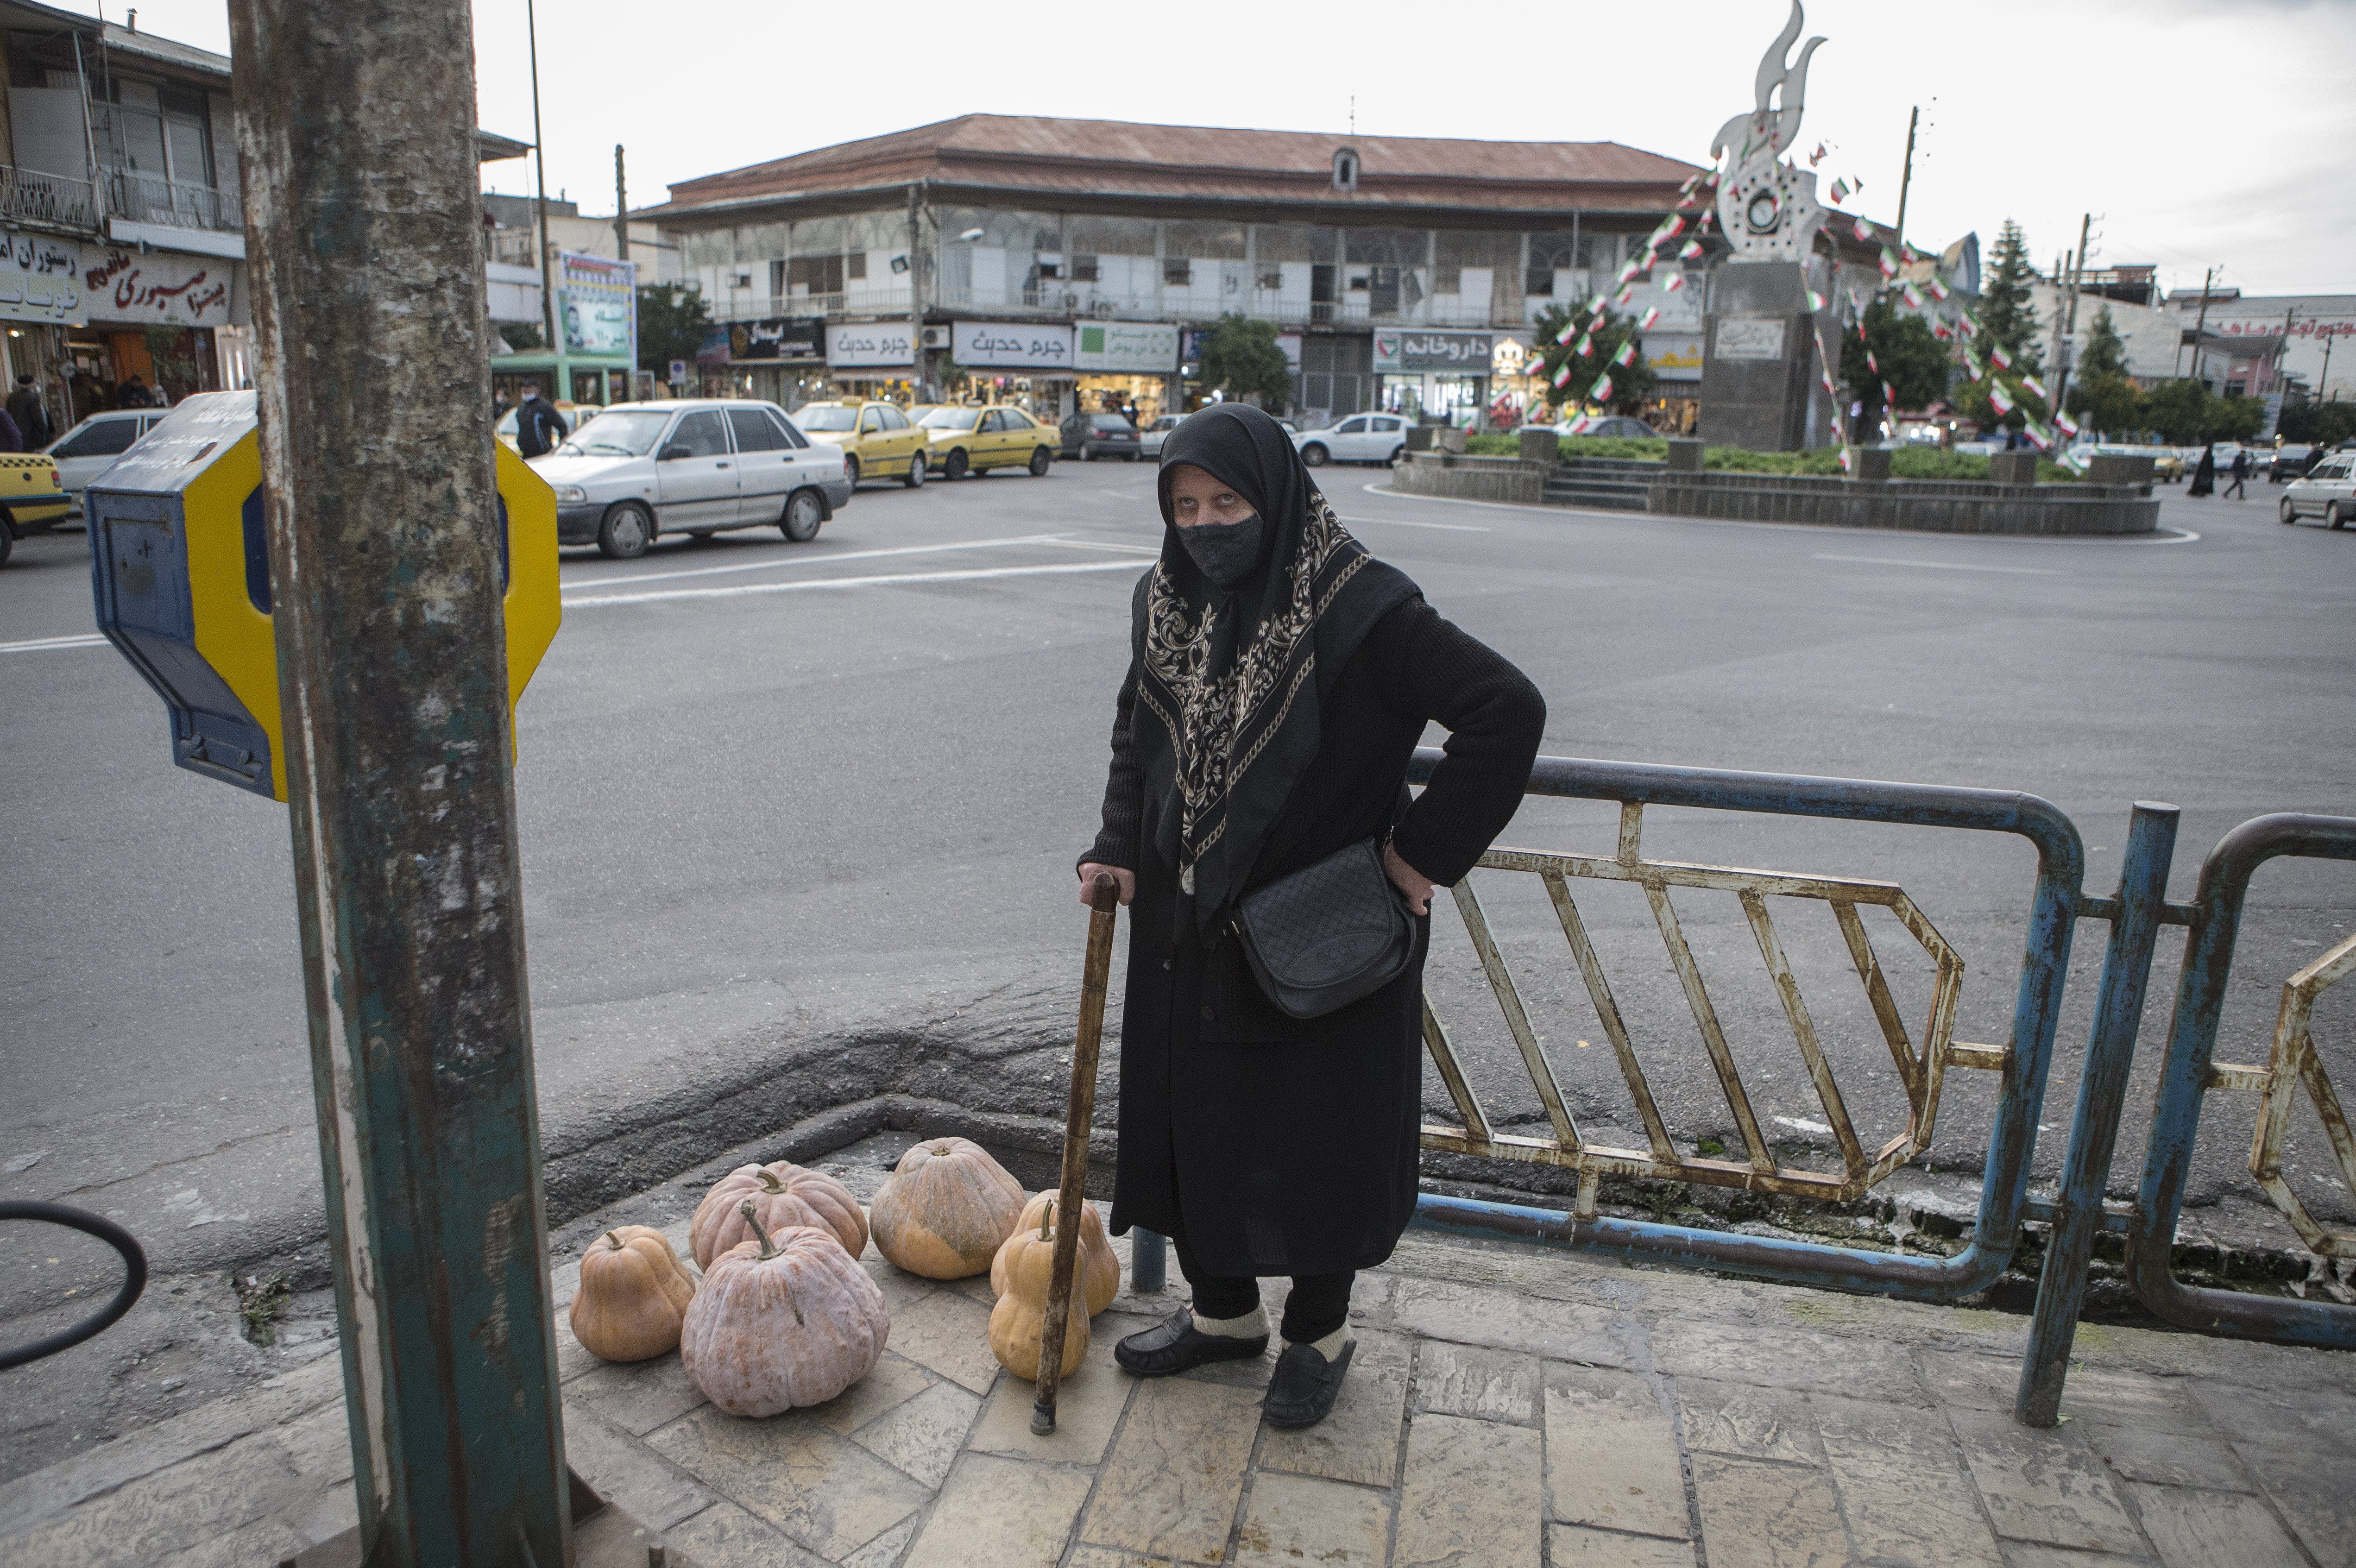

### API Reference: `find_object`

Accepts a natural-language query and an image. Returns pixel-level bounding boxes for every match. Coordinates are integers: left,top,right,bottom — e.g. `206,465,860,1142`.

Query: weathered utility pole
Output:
1891,105,1918,251
528,0,557,359
613,144,629,260
227,2,569,1564
907,180,926,400
2048,213,2093,427
2186,266,2217,388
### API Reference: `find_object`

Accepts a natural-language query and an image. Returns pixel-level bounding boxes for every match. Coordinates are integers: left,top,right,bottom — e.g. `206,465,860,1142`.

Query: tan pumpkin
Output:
987,1200,1090,1380
680,1201,890,1417
991,1192,1119,1316
869,1136,1025,1279
691,1160,868,1268
570,1226,698,1363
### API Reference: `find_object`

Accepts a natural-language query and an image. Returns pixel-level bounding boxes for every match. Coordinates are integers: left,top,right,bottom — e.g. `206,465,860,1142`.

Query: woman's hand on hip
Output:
1383,841,1436,916
1077,863,1136,907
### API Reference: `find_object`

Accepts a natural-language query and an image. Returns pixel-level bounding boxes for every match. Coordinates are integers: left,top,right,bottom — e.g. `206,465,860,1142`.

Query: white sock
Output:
1300,1325,1354,1361
1191,1303,1269,1339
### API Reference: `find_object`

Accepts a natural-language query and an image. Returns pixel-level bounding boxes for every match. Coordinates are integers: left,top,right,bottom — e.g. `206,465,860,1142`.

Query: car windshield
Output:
797,405,859,431
920,408,980,431
558,410,674,457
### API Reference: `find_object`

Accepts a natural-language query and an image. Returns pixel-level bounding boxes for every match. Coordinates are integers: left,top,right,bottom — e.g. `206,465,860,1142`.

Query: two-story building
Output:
643,116,1712,429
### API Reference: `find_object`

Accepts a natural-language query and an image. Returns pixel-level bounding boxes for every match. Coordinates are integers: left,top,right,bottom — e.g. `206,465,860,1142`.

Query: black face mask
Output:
1176,512,1266,591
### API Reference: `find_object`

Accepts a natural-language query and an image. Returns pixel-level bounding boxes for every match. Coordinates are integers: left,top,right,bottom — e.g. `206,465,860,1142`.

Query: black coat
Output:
1085,588,1544,1277
516,399,569,458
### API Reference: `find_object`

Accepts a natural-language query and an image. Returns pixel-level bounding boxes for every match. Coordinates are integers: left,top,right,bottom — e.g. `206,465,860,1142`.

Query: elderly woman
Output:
1077,404,1544,1428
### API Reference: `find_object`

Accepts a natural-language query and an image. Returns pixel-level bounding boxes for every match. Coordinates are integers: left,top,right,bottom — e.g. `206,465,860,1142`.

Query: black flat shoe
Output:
1114,1306,1270,1377
1264,1338,1354,1429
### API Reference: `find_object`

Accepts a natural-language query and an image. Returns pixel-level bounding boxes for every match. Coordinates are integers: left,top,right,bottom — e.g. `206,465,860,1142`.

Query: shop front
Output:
1072,321,1178,426
823,320,919,402
1373,329,1493,426
949,319,1076,422
701,316,827,407
1645,333,1702,434
30,239,244,422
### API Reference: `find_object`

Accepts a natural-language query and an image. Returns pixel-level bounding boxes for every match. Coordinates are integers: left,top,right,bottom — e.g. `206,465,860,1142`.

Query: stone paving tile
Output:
1080,1376,1264,1564
1549,1523,1701,1566
1067,1549,1185,1568
1543,1367,1689,1542
2123,1480,2308,1568
1812,1392,2002,1568
1258,1330,1411,1490
861,1251,947,1315
1413,1339,1543,1424
805,1350,933,1437
902,1451,1095,1568
1395,1410,1543,1568
2190,1379,2356,1449
1688,1453,1851,1568
0,1425,316,1568
658,1499,832,1568
645,1405,929,1560
2237,1442,2356,1568
838,1514,921,1568
2079,1421,2257,1490
885,1287,1006,1394
1947,1406,2143,1555
969,1327,1140,1466
1232,1470,1391,1568
1997,1547,2147,1568
1389,1277,1629,1365
1672,1378,1821,1466
563,1403,715,1533
846,1377,983,1488
1649,1318,1928,1404
567,1351,711,1436
1924,1352,2206,1433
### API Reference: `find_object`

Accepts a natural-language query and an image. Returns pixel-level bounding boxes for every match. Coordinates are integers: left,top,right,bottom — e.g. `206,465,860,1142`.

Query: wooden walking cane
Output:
1033,871,1120,1435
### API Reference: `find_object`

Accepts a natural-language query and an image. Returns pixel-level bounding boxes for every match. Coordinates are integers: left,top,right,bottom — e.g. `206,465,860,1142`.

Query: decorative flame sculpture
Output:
1709,2,1830,264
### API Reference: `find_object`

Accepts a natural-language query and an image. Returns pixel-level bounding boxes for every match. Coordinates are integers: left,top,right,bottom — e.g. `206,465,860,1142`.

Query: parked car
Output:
1292,413,1408,467
1140,412,1186,458
918,404,1055,478
46,410,171,511
793,399,932,488
1059,411,1142,461
2279,451,2355,529
2269,443,2319,483
0,450,69,536
528,399,851,560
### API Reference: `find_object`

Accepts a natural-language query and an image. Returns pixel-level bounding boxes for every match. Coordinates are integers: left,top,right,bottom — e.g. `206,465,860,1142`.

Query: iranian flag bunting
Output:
1829,176,1849,203
1807,287,1827,310
1866,350,1879,374
1574,334,1594,358
1614,338,1639,365
1852,216,1872,241
2022,375,2048,402
1678,239,1703,260
1552,360,1575,389
1637,307,1661,331
1928,277,1950,301
2056,412,2080,437
1591,371,1614,401
1989,384,2016,415
1991,344,2012,370
1878,246,1901,277
1902,283,1925,309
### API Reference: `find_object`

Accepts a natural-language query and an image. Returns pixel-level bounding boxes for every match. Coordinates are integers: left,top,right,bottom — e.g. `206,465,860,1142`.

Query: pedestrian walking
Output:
66,366,104,423
2188,446,2215,497
2224,448,2249,500
113,374,156,409
1076,403,1544,1430
513,382,568,458
8,374,52,449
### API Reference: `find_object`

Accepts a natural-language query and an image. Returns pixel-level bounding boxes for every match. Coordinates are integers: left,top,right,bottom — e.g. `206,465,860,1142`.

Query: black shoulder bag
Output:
1230,838,1417,1020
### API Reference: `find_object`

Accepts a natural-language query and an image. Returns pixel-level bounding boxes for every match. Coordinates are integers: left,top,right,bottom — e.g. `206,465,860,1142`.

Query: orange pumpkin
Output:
987,1200,1089,1380
680,1201,889,1417
991,1192,1119,1316
691,1160,868,1268
869,1137,1025,1279
570,1226,698,1363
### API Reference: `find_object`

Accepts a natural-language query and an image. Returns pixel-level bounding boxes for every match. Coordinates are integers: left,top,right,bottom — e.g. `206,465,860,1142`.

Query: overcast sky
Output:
67,0,2356,299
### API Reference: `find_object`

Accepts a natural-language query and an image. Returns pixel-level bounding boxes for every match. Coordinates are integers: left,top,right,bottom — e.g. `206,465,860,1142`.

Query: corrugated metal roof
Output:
652,115,1701,221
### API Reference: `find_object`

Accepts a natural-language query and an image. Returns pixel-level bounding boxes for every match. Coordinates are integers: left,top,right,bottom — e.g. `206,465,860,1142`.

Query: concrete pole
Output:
907,180,926,401
1891,106,1918,252
227,3,569,1564
613,144,629,260
527,0,558,372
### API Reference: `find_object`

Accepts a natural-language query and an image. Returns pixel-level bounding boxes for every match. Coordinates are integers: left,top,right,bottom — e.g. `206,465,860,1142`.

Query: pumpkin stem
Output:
740,1199,779,1261
602,1230,624,1251
1039,1197,1055,1242
757,1169,785,1193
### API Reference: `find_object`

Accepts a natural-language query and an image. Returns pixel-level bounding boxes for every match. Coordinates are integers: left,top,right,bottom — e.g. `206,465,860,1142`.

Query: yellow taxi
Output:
792,399,932,488
0,450,71,535
917,403,1056,479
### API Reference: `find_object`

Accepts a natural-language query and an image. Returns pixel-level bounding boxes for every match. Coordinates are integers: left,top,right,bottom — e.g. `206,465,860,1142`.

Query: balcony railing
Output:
103,170,238,234
706,280,1555,334
0,165,99,231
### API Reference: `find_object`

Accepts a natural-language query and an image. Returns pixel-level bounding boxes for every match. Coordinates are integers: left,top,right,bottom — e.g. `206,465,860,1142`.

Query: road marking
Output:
1335,513,1491,534
1812,553,2063,576
564,559,1143,608
567,533,1080,589
1043,537,1161,555
0,632,107,654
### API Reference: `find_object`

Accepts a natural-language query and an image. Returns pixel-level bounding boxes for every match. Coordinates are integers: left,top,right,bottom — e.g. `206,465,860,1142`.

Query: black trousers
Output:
1170,1226,1354,1344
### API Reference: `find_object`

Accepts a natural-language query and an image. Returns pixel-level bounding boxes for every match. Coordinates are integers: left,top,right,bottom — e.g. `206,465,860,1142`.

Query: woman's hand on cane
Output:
1077,863,1136,907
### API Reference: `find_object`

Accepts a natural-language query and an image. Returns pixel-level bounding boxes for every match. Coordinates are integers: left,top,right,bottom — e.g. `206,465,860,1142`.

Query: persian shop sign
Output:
1074,321,1178,374
953,320,1074,370
1373,330,1493,372
0,228,87,324
82,246,232,327
827,322,915,368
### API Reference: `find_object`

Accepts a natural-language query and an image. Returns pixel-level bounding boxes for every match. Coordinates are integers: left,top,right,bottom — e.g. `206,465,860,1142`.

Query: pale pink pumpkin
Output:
690,1160,868,1268
869,1137,1025,1279
680,1202,888,1417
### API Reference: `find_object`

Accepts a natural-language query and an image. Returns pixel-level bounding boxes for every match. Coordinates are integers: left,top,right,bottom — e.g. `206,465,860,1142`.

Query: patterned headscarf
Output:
1133,404,1416,931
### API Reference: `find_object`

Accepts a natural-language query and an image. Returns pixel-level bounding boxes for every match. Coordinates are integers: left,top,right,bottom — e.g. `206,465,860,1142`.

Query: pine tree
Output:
1978,220,2043,374
2078,304,2128,380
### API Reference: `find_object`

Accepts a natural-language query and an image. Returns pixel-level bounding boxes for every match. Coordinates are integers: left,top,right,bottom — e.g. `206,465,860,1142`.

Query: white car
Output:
529,399,853,559
1292,413,1408,467
2280,451,2355,529
47,410,172,507
1140,413,1186,459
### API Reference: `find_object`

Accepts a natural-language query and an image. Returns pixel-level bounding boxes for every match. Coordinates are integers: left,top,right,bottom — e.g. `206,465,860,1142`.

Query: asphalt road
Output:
5,458,2353,1294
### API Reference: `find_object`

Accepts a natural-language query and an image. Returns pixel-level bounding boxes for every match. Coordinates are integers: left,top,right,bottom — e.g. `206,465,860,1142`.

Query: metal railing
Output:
0,164,99,230
103,170,238,233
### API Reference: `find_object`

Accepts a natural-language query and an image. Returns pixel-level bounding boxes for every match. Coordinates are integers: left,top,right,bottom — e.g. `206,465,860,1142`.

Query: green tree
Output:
499,321,545,352
1838,299,1949,433
1529,303,1658,416
1950,370,2046,435
2212,395,2268,443
2078,304,2128,380
1978,220,2043,375
2278,397,2356,447
2138,379,2211,444
1198,313,1294,409
2068,373,2143,440
635,284,712,375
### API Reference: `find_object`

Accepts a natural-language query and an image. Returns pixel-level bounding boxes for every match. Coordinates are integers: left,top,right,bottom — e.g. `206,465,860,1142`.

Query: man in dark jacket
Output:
2224,448,2249,500
113,374,157,409
514,383,567,458
7,376,51,449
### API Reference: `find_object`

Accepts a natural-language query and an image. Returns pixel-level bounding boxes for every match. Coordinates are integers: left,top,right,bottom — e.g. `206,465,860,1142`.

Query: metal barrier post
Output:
2016,802,2180,1426
1131,1228,1169,1293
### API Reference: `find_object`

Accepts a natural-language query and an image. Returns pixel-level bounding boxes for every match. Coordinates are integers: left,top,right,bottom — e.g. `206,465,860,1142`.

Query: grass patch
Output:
1460,433,2080,482
236,1271,292,1346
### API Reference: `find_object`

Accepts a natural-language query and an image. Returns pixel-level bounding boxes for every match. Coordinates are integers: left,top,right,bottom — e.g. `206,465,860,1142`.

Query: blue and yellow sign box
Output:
87,391,561,800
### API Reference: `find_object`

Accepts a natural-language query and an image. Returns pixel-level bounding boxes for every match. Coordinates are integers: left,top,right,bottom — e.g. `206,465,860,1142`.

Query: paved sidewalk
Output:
4,1214,2352,1568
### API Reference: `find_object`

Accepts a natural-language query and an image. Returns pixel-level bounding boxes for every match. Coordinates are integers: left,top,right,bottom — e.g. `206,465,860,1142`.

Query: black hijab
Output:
1133,404,1417,932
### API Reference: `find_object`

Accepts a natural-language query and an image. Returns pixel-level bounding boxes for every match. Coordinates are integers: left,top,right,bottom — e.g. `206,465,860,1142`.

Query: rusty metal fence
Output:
1393,749,2356,1427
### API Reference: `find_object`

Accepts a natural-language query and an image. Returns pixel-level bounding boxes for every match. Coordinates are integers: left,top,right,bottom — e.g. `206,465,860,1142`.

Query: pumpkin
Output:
869,1136,1025,1279
690,1160,868,1268
988,1199,1090,1380
680,1201,889,1417
991,1192,1119,1316
570,1226,698,1363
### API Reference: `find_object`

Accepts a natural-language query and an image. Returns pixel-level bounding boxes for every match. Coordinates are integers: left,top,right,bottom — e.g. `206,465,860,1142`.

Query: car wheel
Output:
596,501,652,560
781,489,824,542
1387,445,1405,466
0,522,11,568
1301,443,1328,467
2281,499,2299,524
1029,446,1051,476
945,448,970,481
844,456,861,487
2331,503,2349,531
904,453,926,488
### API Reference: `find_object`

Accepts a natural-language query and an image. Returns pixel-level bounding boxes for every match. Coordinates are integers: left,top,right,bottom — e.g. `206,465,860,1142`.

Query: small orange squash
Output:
987,1200,1089,1381
680,1201,890,1417
869,1137,1025,1279
570,1226,698,1363
691,1160,868,1268
991,1192,1119,1316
